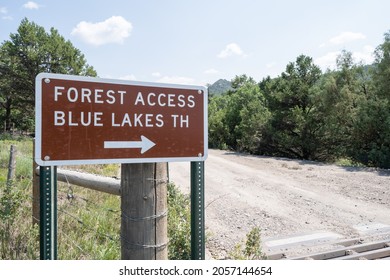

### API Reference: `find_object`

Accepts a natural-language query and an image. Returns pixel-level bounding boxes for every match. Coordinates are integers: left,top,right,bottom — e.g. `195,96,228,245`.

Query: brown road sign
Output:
35,73,208,166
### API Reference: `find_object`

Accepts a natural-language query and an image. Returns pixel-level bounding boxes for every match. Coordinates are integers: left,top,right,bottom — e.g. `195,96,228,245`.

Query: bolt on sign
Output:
35,73,208,166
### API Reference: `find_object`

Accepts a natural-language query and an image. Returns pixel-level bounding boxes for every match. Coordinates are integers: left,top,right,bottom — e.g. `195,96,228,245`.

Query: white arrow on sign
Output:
104,135,156,154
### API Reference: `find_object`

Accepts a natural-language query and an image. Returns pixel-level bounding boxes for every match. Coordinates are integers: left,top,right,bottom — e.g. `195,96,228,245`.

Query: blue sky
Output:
1,0,390,86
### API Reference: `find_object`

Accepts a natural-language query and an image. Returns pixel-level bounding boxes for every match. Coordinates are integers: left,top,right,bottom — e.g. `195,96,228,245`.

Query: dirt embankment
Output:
168,149,390,259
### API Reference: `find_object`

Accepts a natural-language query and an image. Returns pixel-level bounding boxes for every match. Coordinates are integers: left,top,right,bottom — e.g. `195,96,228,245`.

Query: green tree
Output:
315,50,369,160
0,18,96,132
230,80,270,153
231,74,256,89
259,55,324,160
208,94,229,149
348,31,390,168
209,31,390,168
349,98,390,167
372,31,390,99
208,75,269,153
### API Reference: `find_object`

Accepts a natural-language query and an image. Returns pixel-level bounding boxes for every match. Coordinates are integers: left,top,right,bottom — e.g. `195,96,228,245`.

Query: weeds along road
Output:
168,149,390,259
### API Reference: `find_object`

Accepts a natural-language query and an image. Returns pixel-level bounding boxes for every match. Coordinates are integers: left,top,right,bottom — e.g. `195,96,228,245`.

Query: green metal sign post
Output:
39,166,57,260
39,163,205,260
190,161,205,260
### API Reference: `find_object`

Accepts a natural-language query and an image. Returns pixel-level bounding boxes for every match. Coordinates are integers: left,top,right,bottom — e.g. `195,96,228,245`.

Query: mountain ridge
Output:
208,79,232,96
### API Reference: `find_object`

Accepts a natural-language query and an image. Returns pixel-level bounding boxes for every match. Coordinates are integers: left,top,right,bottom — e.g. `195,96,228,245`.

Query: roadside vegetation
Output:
0,137,122,259
229,226,267,260
0,137,38,259
0,137,194,259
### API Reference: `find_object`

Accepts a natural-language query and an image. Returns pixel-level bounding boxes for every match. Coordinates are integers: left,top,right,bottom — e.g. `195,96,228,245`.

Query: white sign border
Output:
35,73,208,166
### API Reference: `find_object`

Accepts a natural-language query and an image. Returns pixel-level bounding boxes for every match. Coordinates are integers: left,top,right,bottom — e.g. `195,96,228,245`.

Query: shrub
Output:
229,226,267,260
167,183,191,260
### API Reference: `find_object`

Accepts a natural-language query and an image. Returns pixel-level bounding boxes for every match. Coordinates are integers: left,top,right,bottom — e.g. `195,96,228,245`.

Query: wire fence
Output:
1,143,178,260
0,141,125,260
55,177,122,259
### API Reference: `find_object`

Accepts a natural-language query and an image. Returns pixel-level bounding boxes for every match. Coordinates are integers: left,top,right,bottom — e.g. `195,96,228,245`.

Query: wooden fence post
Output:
7,145,17,185
120,162,168,260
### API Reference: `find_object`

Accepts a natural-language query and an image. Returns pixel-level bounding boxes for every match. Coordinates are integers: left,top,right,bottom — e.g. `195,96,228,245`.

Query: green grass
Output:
56,184,121,259
0,137,124,259
334,157,366,168
0,138,38,259
0,137,192,259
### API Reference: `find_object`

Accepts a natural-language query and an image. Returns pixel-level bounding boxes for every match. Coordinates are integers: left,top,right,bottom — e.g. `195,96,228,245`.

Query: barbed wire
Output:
56,182,170,258
58,228,89,256
57,188,120,214
57,208,119,242
54,179,121,259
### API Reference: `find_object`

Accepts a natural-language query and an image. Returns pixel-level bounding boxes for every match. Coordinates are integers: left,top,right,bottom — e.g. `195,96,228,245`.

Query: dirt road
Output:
168,149,390,259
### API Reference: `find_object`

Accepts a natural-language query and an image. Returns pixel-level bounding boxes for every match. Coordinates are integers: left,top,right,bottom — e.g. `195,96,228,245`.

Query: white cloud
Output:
204,68,219,75
315,45,375,70
1,6,12,20
315,51,341,70
329,32,366,45
152,72,161,77
157,76,195,85
23,1,40,10
71,16,133,46
119,74,137,81
266,62,276,69
352,45,375,64
217,43,246,58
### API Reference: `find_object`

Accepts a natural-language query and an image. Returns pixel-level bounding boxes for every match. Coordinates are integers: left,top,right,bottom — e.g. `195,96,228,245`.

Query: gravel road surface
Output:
168,149,390,259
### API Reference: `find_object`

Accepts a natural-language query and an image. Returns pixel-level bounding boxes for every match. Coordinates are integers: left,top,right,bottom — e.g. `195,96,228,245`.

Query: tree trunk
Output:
4,98,12,132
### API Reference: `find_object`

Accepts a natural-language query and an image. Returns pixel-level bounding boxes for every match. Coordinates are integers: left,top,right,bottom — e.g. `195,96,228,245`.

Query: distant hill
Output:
208,79,232,96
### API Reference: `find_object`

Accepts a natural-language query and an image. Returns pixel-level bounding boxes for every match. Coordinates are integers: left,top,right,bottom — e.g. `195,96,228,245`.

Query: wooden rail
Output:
35,167,120,195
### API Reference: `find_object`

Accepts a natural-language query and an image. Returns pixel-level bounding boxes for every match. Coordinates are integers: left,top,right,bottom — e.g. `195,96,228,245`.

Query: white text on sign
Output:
52,86,196,128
